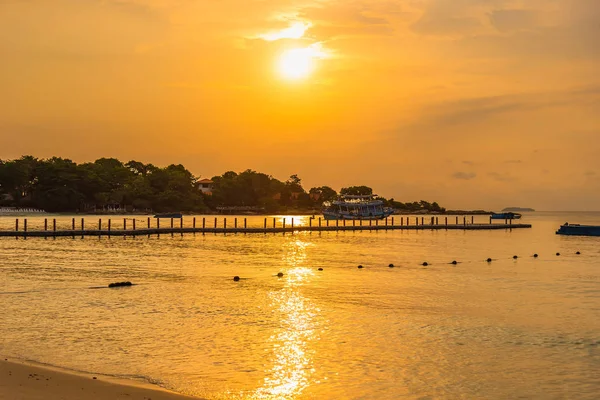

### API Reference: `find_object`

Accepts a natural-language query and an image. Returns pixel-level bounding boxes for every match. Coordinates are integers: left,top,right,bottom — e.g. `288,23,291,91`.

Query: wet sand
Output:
0,359,200,400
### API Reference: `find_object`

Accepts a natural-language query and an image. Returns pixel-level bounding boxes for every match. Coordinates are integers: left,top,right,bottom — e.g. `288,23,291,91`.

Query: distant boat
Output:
491,212,522,220
322,195,394,220
153,213,183,219
556,223,600,236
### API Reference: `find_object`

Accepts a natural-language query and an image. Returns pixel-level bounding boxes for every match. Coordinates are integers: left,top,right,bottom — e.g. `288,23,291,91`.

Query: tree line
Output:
0,156,446,214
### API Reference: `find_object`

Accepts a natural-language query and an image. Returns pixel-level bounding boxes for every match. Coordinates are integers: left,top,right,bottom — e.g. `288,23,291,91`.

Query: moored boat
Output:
154,212,183,219
322,195,394,220
490,212,522,220
556,223,600,236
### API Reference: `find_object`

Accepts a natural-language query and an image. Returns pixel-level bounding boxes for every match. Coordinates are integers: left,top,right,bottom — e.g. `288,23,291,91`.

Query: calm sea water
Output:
1,212,599,399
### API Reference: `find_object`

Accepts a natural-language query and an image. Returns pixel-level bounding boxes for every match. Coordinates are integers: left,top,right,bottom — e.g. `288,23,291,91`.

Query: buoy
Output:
486,258,492,263
556,252,560,256
277,272,284,277
422,262,428,267
576,251,581,255
451,260,458,265
533,254,539,258
513,255,518,259
318,268,323,271
233,276,240,281
358,265,364,269
388,263,395,268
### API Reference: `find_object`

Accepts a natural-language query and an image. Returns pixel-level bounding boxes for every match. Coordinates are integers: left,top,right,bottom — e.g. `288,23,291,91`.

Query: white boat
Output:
322,195,394,220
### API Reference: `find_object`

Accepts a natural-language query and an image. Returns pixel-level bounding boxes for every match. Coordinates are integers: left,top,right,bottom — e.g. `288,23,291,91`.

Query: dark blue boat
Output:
556,223,600,236
491,212,522,220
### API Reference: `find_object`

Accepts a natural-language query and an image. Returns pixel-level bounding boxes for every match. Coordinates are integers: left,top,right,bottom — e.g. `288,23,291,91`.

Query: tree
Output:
340,186,373,196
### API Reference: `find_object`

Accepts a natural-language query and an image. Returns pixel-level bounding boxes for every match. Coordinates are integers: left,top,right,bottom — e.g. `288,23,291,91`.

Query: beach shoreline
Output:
0,358,201,400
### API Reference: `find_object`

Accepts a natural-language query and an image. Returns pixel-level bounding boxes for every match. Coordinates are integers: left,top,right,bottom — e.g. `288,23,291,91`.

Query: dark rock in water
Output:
422,262,428,267
277,272,284,277
388,264,395,268
357,265,364,269
486,258,492,263
533,254,539,258
513,255,518,259
108,281,132,288
318,268,323,271
576,251,581,255
451,260,458,265
233,276,240,281
556,252,561,256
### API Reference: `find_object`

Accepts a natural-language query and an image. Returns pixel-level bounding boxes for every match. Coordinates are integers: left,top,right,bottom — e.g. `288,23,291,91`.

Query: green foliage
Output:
0,156,448,213
0,156,207,213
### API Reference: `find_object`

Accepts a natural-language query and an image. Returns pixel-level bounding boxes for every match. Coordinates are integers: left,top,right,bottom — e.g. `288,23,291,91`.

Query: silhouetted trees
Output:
0,156,448,213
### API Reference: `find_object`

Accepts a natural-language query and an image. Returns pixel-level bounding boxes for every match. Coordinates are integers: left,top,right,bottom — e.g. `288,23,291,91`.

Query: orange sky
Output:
1,0,599,210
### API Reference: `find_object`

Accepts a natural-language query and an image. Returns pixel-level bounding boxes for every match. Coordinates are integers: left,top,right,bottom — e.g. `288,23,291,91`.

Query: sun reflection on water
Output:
251,239,318,399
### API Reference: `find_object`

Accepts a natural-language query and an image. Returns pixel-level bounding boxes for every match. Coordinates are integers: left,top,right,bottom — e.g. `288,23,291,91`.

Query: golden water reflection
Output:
252,239,318,399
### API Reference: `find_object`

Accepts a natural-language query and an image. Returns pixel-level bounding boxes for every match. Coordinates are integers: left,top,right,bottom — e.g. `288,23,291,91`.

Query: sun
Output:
277,45,327,80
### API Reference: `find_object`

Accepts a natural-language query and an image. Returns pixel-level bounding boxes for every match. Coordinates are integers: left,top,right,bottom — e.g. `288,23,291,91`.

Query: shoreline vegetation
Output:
1,156,491,215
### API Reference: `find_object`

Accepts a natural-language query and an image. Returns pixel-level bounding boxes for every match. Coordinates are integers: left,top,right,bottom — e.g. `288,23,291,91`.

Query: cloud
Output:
489,9,540,32
452,172,477,180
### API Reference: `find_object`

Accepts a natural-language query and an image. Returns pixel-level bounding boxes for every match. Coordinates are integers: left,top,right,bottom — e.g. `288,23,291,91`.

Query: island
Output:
502,207,535,212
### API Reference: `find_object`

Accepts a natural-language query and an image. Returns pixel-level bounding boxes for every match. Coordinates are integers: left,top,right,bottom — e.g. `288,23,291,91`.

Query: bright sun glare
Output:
278,44,327,80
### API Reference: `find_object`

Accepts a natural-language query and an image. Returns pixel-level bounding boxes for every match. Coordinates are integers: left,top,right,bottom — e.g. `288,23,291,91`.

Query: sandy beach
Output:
0,358,200,400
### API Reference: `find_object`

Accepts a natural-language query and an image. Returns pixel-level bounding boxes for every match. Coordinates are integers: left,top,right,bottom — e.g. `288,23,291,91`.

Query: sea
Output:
1,212,599,399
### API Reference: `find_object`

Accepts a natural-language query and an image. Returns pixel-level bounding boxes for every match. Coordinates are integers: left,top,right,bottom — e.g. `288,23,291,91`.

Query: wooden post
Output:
402,217,405,226
283,219,286,229
147,217,150,229
445,217,448,226
264,218,267,231
343,219,346,227
421,217,424,225
15,219,19,232
326,219,329,227
319,217,322,227
202,218,206,229
108,219,112,232
133,219,136,231
375,219,378,226
385,217,388,226
490,216,492,224
157,218,160,229
273,218,276,229
360,219,362,227
99,219,102,230
416,218,418,226
244,218,247,229
336,219,339,227
44,218,48,231
214,217,217,228
193,217,196,229
456,216,459,225
171,218,174,229
53,219,56,232
463,216,466,226
369,219,372,226
224,218,227,230
81,218,84,231
24,219,27,232
123,218,127,231
309,218,312,228
471,215,474,225
353,220,355,227
291,218,294,230
72,218,75,230
391,217,394,226
234,218,237,229
180,217,183,229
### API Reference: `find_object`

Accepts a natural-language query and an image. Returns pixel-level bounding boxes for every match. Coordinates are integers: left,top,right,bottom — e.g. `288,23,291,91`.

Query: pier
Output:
0,216,531,238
